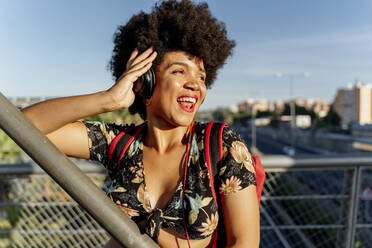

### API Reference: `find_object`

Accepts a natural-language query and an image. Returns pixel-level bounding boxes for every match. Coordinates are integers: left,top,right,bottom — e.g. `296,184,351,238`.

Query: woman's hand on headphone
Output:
106,47,157,110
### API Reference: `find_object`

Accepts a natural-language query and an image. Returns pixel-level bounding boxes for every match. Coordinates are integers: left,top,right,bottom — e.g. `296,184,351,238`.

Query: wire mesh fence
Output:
261,167,372,248
261,169,345,248
0,173,110,248
0,161,371,247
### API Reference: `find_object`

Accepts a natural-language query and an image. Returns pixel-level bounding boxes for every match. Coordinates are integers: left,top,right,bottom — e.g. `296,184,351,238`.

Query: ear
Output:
144,98,152,106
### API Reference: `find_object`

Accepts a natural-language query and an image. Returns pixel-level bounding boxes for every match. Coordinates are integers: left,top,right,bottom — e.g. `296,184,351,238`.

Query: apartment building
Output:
334,84,372,126
237,99,271,115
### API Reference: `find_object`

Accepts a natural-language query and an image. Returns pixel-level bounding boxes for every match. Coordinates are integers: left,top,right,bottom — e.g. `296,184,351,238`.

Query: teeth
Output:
177,97,196,103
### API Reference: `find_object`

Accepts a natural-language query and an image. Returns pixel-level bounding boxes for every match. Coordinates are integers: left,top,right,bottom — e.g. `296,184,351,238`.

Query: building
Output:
273,98,330,116
311,100,330,118
237,99,271,115
334,83,372,126
237,98,330,118
280,115,312,128
8,97,48,109
273,100,285,113
228,104,239,113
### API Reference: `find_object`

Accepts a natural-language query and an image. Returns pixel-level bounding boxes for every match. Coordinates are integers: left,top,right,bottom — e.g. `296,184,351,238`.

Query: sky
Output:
1,0,372,111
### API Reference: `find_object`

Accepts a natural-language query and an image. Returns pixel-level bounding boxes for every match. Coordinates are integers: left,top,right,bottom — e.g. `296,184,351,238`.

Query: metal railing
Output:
261,155,372,248
0,92,158,248
1,155,372,248
0,162,110,248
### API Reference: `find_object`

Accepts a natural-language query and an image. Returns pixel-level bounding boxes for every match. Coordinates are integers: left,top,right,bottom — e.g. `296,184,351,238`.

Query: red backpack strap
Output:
205,122,218,205
205,122,228,203
108,123,146,170
108,126,134,160
205,121,227,248
252,156,265,204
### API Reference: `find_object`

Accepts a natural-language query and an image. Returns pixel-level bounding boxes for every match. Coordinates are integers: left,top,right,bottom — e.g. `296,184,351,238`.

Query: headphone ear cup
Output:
136,68,156,99
145,68,156,99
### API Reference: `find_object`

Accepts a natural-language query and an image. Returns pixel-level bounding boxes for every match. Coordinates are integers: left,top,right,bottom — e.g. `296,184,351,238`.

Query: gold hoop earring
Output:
145,99,151,106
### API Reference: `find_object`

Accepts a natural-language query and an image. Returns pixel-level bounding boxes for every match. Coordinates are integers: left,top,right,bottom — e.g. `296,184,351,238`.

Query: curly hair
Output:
109,0,235,119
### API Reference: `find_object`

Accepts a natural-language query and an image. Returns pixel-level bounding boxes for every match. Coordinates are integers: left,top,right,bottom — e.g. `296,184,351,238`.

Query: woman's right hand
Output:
106,46,157,110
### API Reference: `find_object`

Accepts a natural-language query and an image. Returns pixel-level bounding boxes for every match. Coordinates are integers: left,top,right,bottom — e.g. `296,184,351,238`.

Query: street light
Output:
275,72,309,153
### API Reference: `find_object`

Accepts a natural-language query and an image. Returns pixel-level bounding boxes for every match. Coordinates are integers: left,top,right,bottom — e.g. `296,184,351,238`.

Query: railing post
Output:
0,92,158,248
344,166,362,248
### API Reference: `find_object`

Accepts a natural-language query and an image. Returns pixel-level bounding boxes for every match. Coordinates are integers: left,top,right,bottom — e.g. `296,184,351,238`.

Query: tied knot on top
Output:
145,208,164,242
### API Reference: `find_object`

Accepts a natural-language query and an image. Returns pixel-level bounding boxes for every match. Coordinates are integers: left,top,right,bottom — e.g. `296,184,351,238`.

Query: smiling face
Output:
146,51,207,128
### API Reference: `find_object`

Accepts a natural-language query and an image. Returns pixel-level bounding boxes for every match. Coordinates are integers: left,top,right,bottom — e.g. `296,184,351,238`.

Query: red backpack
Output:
108,122,265,247
204,122,265,247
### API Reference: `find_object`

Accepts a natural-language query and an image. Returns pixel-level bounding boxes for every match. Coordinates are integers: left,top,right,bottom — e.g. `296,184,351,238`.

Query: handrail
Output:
2,154,372,175
0,92,158,248
261,154,372,170
0,160,106,175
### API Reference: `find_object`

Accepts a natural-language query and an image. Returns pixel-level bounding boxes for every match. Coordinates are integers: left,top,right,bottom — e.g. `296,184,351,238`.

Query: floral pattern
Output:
219,176,242,195
137,183,152,212
198,212,219,236
116,200,140,217
230,141,255,173
83,121,256,242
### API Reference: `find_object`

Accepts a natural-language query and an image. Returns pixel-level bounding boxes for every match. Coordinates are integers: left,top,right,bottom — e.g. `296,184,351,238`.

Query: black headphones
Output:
134,68,156,99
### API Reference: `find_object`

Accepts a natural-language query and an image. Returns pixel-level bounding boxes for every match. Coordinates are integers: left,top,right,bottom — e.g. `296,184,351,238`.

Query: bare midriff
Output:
104,227,213,248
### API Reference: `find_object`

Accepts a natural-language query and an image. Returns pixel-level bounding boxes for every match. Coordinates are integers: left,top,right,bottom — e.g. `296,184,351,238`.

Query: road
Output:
235,126,317,155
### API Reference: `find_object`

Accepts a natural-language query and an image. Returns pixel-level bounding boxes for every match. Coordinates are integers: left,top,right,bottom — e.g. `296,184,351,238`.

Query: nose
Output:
184,76,201,91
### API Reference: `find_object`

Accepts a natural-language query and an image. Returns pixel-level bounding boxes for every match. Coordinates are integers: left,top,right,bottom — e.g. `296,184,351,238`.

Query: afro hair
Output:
109,0,235,119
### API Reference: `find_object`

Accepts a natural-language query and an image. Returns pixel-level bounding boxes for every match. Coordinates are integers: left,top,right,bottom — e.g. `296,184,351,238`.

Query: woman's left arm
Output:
222,185,260,247
217,126,260,247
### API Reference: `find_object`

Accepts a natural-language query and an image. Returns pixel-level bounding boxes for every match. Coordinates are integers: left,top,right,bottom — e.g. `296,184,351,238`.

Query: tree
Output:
232,111,251,126
0,130,24,163
211,108,232,122
256,110,273,118
269,114,280,129
323,109,341,127
282,104,318,124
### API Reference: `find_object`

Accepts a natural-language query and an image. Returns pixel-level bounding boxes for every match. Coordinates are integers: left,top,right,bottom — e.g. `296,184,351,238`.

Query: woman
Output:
22,0,260,247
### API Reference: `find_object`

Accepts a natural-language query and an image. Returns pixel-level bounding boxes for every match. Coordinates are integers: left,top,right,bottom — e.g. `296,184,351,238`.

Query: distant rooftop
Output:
8,96,51,108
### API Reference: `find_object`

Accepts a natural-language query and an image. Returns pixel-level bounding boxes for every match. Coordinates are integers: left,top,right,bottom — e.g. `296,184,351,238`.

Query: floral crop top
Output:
83,121,256,242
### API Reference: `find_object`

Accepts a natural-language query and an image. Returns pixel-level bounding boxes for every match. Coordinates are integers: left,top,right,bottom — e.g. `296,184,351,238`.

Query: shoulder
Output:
216,124,257,195
194,121,245,148
194,121,253,169
221,124,245,147
82,121,134,133
82,121,135,145
81,121,137,164
221,124,255,174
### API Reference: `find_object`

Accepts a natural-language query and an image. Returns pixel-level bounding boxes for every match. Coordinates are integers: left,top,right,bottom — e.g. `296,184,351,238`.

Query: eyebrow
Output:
166,62,206,74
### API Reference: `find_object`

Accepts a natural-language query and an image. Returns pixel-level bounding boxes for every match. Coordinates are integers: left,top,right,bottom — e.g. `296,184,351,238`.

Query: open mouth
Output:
177,96,198,113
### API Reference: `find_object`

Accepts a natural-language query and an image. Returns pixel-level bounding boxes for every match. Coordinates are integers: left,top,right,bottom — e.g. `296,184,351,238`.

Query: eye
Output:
197,74,206,83
172,69,184,74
